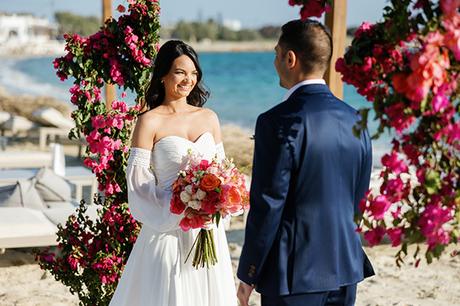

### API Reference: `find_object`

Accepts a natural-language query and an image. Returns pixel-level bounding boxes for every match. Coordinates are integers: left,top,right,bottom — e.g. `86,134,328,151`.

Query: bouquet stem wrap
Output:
186,228,218,268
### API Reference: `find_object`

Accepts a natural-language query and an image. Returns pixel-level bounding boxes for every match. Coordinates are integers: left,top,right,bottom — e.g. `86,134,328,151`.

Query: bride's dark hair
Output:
142,40,209,110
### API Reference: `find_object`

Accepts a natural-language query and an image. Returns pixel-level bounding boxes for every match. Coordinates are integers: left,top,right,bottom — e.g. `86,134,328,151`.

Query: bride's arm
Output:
126,114,180,232
131,112,156,151
126,150,180,232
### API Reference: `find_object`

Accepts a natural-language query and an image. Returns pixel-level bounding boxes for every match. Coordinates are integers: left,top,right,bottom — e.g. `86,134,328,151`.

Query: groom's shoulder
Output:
263,98,301,118
257,99,302,127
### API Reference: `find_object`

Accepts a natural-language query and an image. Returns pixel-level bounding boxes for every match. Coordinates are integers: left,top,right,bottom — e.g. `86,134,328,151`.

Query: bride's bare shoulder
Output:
132,110,162,149
137,109,167,127
138,108,163,119
199,107,221,142
198,107,219,123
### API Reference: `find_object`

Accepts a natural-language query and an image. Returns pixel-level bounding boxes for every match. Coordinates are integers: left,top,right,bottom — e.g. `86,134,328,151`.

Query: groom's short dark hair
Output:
279,19,333,74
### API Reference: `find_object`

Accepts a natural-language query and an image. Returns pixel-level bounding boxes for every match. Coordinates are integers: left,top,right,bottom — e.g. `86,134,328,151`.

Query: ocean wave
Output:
0,58,69,102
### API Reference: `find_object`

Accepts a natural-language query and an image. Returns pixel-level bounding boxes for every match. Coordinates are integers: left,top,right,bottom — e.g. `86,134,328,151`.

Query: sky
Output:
0,0,390,28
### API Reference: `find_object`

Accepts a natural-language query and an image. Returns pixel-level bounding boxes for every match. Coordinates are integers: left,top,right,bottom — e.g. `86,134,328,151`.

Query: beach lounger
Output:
0,166,97,204
0,204,99,250
0,168,99,250
0,207,58,249
1,115,36,134
38,127,86,157
0,150,52,169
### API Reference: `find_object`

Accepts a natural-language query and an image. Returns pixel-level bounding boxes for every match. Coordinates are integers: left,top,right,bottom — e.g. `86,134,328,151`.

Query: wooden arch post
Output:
103,0,115,109
324,0,347,100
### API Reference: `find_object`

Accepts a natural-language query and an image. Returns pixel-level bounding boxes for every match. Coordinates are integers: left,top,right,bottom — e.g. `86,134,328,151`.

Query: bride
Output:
109,40,237,306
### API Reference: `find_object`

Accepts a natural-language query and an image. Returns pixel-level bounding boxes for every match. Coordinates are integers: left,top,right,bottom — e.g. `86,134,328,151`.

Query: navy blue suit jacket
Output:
237,84,374,296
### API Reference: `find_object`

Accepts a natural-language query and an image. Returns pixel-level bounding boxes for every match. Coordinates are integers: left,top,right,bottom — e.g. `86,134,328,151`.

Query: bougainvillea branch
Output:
334,0,459,266
288,0,333,19
36,1,160,304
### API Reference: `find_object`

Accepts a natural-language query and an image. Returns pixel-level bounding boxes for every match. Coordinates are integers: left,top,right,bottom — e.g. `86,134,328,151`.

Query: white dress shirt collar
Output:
282,79,326,101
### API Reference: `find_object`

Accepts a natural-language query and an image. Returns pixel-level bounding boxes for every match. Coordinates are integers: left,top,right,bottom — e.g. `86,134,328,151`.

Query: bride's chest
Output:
150,134,217,174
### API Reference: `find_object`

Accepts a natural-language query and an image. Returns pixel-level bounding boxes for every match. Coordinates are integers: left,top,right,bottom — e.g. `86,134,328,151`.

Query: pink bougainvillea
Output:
288,0,332,19
335,0,460,266
36,1,160,304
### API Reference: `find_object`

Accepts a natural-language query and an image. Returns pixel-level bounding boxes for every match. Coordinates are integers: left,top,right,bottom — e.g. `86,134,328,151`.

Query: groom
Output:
237,19,374,306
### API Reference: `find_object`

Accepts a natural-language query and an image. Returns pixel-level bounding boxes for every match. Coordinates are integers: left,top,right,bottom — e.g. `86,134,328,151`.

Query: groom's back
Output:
296,86,366,213
255,83,373,295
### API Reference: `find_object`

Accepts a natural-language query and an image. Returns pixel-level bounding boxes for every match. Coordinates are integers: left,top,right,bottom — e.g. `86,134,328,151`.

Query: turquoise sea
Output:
0,52,391,164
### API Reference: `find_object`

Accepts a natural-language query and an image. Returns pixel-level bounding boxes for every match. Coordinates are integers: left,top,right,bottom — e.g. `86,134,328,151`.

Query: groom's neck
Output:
285,71,325,89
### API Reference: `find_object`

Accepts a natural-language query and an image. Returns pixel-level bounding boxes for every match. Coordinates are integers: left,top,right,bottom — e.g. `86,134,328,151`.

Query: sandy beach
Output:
1,234,459,306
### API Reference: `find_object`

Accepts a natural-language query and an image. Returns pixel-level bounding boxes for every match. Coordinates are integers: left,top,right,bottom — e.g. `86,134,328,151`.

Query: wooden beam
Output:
102,0,115,110
102,0,112,21
324,0,347,100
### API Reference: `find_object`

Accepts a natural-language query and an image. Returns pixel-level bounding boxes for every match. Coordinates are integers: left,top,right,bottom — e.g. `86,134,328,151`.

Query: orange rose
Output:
200,173,221,191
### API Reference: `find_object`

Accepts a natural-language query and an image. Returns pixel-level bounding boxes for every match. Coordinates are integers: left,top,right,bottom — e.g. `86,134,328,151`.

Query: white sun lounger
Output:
0,204,99,250
0,207,58,249
0,166,98,204
0,151,52,169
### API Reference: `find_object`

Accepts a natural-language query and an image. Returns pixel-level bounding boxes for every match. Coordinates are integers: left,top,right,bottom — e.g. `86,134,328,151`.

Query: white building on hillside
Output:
223,19,242,31
0,13,55,46
0,13,62,55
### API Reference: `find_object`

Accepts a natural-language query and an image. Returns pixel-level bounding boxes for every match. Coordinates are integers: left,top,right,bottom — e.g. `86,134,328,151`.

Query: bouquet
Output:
170,150,250,268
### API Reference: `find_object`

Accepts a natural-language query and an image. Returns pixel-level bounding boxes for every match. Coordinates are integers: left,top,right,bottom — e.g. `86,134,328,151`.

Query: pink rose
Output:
179,214,206,231
170,194,186,215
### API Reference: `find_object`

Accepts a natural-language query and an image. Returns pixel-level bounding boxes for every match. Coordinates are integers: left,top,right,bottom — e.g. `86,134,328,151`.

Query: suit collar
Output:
282,79,326,101
286,83,332,101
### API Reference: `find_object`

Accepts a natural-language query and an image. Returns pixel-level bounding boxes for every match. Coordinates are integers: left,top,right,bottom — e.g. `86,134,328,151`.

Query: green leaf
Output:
425,169,441,195
426,251,433,264
420,95,429,112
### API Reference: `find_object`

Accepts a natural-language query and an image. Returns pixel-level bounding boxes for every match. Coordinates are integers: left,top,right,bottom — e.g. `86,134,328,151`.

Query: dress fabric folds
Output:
110,132,237,306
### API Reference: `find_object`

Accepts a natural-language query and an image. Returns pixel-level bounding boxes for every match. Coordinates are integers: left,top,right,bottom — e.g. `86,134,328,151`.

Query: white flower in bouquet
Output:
186,149,204,167
188,200,201,210
180,191,191,203
196,188,207,200
184,184,193,194
222,158,235,169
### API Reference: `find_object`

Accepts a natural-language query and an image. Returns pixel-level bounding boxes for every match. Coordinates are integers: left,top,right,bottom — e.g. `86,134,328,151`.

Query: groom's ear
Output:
286,50,296,70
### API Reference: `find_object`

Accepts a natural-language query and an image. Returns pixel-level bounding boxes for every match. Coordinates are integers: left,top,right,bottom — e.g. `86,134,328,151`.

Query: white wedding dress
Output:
109,132,237,306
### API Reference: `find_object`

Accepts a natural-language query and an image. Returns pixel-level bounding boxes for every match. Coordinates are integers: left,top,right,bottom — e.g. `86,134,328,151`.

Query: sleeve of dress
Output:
126,147,181,232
